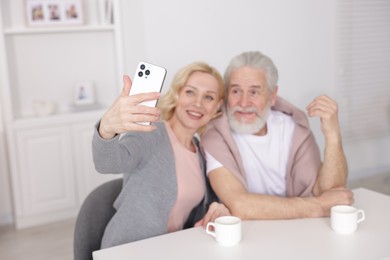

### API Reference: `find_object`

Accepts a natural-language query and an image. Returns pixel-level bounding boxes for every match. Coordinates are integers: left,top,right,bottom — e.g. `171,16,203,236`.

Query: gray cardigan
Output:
92,121,216,249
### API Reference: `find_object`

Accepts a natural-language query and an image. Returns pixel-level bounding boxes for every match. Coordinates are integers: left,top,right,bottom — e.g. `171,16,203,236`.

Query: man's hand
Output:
194,202,231,228
306,95,342,142
311,187,354,217
307,95,348,194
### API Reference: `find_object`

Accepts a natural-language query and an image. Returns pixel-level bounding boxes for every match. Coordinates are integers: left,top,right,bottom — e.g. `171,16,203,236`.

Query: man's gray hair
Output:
224,51,279,93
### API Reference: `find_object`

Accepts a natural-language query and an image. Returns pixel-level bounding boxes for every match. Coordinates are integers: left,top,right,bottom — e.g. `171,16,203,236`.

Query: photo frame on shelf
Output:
26,0,83,26
74,82,95,106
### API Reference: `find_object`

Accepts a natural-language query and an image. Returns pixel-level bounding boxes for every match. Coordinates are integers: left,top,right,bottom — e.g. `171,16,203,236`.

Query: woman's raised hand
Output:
98,75,161,139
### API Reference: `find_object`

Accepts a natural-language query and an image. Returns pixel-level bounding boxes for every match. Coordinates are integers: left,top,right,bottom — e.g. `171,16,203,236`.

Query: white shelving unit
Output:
0,0,123,228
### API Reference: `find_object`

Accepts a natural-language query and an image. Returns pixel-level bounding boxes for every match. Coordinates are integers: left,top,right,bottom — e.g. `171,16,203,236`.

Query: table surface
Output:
93,188,390,260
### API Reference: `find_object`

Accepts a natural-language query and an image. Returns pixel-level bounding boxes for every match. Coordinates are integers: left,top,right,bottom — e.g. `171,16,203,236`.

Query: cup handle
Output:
206,222,216,237
357,209,365,223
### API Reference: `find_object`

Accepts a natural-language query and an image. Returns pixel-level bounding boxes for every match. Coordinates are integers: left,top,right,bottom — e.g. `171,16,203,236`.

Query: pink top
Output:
165,122,205,232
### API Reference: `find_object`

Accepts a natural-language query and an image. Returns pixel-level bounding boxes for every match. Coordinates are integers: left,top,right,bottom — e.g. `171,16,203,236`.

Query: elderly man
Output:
202,51,353,220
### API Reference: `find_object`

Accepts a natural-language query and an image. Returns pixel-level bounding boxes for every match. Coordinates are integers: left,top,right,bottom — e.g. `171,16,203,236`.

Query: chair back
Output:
74,178,122,260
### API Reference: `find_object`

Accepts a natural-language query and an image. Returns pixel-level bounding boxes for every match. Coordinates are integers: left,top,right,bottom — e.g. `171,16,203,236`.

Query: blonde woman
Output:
93,62,230,249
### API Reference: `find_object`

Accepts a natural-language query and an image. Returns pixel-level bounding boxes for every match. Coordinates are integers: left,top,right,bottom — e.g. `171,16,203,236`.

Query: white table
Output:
93,188,390,260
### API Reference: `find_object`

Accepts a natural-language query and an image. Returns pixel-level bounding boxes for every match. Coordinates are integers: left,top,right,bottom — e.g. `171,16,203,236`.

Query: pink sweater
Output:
201,96,321,197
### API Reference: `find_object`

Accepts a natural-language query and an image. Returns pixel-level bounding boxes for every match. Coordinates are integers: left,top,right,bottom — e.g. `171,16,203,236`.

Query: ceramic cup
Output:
331,205,365,234
206,216,241,246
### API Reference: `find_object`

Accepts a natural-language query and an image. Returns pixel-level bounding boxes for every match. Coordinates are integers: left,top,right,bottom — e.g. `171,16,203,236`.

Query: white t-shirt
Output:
206,110,295,196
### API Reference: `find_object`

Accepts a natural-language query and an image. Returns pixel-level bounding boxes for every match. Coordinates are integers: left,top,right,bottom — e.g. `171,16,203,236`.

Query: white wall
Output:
0,1,14,225
123,0,335,102
0,103,13,225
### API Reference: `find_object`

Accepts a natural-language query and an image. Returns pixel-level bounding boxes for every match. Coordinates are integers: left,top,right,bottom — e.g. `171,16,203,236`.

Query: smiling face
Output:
170,71,223,133
226,66,277,135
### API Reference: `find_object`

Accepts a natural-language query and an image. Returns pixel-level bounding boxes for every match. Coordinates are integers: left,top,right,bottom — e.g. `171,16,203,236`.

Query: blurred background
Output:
0,0,389,233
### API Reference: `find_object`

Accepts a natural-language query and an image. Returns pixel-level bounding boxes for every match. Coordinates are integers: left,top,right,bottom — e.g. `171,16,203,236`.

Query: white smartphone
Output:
129,61,167,125
130,61,167,107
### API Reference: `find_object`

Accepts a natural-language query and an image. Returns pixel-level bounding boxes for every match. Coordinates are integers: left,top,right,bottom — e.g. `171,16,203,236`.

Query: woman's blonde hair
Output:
157,61,225,121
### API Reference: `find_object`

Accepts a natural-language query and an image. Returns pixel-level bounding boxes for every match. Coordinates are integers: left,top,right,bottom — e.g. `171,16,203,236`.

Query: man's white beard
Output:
227,104,271,135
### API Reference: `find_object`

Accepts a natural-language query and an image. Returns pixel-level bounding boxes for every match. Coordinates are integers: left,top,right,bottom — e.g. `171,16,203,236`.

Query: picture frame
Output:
74,82,95,106
26,0,83,26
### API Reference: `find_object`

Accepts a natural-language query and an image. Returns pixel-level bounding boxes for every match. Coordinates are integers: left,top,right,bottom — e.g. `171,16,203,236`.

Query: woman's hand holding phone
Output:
98,68,165,139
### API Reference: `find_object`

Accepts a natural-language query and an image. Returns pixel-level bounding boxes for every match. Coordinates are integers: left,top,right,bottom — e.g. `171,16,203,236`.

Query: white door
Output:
14,125,77,227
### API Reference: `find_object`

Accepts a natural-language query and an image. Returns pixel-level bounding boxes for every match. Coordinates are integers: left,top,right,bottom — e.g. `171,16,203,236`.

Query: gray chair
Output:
74,178,122,260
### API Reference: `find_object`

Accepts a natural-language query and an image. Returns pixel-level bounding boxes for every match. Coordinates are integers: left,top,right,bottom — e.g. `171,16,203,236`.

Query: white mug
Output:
331,205,365,234
206,216,241,246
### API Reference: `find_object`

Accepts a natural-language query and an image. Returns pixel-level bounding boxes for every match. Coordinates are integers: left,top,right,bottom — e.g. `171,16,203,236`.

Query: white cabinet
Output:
0,0,124,228
7,113,120,228
12,123,77,227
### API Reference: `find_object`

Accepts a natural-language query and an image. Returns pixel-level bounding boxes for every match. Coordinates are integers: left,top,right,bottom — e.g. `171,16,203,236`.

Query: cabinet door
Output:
72,122,121,204
15,125,77,221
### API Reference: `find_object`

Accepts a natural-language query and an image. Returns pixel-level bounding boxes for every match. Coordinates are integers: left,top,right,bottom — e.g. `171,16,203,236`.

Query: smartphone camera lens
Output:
145,70,150,76
138,71,143,77
140,64,145,70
